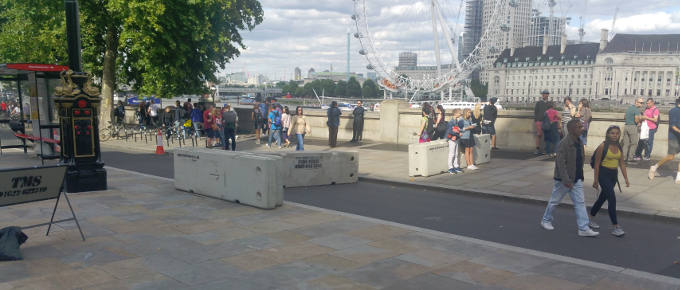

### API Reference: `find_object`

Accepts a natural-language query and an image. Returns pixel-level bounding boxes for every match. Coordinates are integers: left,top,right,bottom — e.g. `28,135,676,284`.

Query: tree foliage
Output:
334,80,347,97
470,79,488,101
361,79,378,99
346,77,361,98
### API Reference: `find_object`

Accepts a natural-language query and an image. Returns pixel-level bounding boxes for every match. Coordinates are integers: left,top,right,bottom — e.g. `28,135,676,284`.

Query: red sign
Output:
6,63,69,72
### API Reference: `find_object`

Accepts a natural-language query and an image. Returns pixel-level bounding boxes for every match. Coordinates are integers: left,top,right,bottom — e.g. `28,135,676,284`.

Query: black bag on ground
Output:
0,226,28,261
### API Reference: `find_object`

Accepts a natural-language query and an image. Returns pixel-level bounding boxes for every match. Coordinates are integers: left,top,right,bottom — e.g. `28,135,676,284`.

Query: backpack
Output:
426,116,435,137
448,125,461,141
542,111,556,132
590,142,623,169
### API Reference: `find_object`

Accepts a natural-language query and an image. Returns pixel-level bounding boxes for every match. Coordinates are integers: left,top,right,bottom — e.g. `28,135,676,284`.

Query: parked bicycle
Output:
100,121,128,141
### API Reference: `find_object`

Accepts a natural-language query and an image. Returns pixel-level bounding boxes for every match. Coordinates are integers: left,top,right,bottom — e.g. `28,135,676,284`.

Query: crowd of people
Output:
414,98,500,174
253,97,311,151
539,92,680,238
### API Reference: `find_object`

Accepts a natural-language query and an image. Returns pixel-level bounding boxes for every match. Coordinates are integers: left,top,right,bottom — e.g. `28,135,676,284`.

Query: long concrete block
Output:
255,151,358,187
408,139,449,177
460,134,492,167
174,148,283,209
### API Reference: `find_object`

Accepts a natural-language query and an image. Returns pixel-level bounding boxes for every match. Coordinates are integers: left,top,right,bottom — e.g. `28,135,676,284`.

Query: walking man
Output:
327,101,341,147
533,90,551,154
649,98,680,184
622,98,643,163
541,119,599,237
643,98,660,160
351,100,365,142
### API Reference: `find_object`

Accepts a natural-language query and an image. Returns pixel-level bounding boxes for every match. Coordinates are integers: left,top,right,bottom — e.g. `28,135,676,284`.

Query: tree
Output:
275,81,287,88
334,80,347,97
0,0,263,127
346,77,361,98
361,79,378,99
470,80,488,101
282,80,298,95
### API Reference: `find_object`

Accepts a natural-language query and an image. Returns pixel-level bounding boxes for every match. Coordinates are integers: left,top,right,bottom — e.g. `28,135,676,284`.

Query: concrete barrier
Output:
460,134,491,167
173,148,283,209
256,151,358,188
408,139,449,177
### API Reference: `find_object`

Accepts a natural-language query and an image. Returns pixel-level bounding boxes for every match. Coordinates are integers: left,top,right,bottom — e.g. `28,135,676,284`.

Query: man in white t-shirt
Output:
148,102,160,127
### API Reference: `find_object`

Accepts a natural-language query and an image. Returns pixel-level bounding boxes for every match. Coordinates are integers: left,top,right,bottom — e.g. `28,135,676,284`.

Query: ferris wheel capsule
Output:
354,33,362,38
366,64,375,70
351,14,358,20
358,49,367,55
509,0,519,7
500,24,511,32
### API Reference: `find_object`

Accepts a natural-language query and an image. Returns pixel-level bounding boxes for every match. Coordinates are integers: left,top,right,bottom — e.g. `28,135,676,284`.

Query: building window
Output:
666,89,671,96
648,89,653,96
633,89,636,95
605,89,609,95
657,89,661,96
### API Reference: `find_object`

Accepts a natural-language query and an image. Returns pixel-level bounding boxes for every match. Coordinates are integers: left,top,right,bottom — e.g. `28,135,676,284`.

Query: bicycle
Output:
100,121,127,141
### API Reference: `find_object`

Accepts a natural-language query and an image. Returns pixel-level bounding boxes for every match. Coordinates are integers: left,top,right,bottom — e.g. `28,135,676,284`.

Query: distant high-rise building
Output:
307,68,315,78
528,9,568,47
463,0,483,59
294,67,302,80
398,52,417,68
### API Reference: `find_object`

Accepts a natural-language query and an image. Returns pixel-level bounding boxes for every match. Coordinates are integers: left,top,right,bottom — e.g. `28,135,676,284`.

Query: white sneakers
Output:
540,221,554,230
578,228,600,237
467,165,478,170
542,221,600,237
648,165,658,180
676,173,680,184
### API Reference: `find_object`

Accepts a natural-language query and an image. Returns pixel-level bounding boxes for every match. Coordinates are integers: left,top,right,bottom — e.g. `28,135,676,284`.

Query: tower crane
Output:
610,6,619,40
578,0,587,43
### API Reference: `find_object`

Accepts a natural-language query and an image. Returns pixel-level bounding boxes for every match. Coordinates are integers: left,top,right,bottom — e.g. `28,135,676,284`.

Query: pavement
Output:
103,132,680,220
0,136,678,289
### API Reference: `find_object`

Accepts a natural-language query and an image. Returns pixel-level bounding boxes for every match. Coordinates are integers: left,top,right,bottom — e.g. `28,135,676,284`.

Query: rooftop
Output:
603,33,680,53
493,43,599,65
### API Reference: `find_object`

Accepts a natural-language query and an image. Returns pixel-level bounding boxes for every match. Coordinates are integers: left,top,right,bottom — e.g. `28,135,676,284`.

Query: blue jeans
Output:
296,134,305,151
646,128,657,158
268,129,281,147
542,179,589,231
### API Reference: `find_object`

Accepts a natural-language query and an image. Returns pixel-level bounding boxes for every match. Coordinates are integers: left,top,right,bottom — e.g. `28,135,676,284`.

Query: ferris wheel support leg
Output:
432,0,442,78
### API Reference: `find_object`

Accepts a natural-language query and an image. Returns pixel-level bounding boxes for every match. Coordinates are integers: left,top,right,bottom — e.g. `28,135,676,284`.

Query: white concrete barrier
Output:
174,148,283,209
408,139,449,177
460,134,491,167
255,151,358,188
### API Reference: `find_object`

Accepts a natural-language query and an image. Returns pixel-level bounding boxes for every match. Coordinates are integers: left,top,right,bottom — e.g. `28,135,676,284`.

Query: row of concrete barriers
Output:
173,148,359,209
409,134,491,177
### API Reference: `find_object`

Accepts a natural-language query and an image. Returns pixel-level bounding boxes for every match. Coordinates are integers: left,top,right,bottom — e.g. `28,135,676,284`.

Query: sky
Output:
221,0,680,81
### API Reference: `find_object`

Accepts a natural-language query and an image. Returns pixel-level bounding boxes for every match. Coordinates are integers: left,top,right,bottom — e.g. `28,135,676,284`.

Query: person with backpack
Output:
327,101,341,147
268,104,282,148
459,108,478,170
590,125,629,237
417,106,434,143
541,119,599,237
447,109,463,174
252,104,264,144
648,98,680,184
543,101,561,157
642,98,660,160
221,104,238,151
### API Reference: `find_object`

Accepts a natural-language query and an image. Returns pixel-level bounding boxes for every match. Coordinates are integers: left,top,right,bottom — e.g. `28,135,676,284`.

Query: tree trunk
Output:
99,27,119,127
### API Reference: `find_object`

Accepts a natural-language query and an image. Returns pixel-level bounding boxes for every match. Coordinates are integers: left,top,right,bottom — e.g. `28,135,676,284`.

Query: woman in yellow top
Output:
591,125,630,237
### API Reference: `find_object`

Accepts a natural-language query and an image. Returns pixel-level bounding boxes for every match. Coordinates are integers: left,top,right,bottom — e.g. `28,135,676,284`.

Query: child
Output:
447,109,463,174
459,108,478,170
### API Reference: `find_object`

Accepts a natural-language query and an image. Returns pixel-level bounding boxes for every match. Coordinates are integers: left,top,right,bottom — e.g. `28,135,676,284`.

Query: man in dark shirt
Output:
649,98,680,184
533,90,550,154
541,119,599,237
327,101,342,147
483,97,499,149
622,98,643,162
351,100,365,142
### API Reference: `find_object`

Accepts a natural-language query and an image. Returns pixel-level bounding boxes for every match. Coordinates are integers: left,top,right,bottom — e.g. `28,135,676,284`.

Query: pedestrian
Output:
459,108,478,170
113,101,126,125
137,102,147,130
575,98,592,148
648,97,680,184
289,106,311,151
221,104,238,151
642,98,660,160
0,100,6,112
540,119,600,237
417,106,433,143
252,104,264,144
591,125,629,237
327,101,341,147
561,97,576,135
635,118,651,161
190,103,203,138
259,99,269,143
471,103,482,135
432,104,448,140
183,98,193,116
281,106,291,148
203,103,216,147
622,98,644,162
161,106,174,140
447,109,463,174
174,100,187,138
351,100,365,142
483,98,499,149
533,90,551,154
543,101,561,157
268,104,282,148
148,100,160,128
213,106,224,147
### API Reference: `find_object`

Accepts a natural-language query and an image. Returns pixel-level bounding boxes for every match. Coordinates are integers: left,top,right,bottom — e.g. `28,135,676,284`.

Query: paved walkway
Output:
103,134,680,219
1,152,678,289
